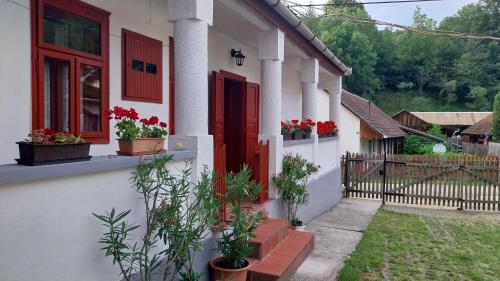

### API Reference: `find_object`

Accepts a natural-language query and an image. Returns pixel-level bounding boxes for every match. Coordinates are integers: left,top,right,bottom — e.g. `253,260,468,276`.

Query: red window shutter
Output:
122,29,162,103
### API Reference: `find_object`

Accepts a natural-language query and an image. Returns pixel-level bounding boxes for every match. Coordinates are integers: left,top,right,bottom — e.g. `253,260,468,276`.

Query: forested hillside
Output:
302,0,499,115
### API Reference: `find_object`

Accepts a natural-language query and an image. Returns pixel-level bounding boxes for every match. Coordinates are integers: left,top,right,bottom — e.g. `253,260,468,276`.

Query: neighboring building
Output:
393,110,492,136
340,91,406,155
0,1,351,280
461,113,493,143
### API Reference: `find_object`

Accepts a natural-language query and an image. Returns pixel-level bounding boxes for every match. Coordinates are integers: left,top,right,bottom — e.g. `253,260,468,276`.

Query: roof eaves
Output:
257,0,352,76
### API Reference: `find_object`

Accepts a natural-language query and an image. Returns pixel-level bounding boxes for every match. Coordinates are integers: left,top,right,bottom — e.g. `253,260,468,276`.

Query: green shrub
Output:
272,154,319,226
493,92,500,141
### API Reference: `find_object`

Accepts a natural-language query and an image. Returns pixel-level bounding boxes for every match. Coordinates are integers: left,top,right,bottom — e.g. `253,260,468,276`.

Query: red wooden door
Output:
211,71,226,216
244,82,260,174
255,141,270,203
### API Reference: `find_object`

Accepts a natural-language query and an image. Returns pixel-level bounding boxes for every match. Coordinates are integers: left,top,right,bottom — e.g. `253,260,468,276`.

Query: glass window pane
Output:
80,64,102,132
43,5,101,55
146,63,157,74
132,60,144,72
44,58,70,132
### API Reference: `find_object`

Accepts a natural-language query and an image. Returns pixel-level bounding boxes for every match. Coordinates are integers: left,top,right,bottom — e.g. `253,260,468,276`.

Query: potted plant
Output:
317,121,338,138
290,118,316,139
16,129,90,166
272,154,319,229
107,106,169,156
281,120,294,141
210,165,265,281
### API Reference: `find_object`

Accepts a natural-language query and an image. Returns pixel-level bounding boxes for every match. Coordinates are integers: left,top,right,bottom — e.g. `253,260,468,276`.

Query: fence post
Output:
382,152,387,205
344,152,350,198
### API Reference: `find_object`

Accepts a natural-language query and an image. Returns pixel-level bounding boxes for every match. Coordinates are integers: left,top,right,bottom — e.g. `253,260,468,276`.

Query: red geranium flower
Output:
291,119,299,124
140,118,149,125
159,122,167,128
148,116,159,126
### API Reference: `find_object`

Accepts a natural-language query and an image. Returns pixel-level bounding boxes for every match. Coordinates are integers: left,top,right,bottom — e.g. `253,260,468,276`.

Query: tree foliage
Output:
306,0,499,112
494,93,500,141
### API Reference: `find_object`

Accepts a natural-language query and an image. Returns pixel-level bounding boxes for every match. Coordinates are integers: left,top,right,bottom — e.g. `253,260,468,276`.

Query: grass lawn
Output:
339,209,500,281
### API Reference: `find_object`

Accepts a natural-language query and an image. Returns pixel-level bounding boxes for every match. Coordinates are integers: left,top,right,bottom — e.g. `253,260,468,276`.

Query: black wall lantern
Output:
231,49,245,67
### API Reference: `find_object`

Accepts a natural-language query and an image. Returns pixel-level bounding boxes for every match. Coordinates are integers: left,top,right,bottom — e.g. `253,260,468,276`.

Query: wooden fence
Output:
489,142,500,156
341,153,500,211
462,142,489,156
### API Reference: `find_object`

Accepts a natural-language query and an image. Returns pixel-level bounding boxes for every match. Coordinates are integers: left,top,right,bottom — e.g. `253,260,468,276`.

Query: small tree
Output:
494,92,500,141
272,154,319,226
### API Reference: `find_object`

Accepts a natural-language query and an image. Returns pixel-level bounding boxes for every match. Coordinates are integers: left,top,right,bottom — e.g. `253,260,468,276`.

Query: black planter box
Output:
16,142,91,166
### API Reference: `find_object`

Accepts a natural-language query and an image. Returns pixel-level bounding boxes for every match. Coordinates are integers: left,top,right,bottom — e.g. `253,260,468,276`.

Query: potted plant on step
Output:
272,153,319,230
107,106,169,156
210,165,265,281
16,129,90,166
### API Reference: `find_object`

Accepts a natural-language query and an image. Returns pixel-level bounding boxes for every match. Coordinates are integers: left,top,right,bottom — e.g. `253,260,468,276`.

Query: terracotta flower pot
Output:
210,257,251,281
117,138,165,156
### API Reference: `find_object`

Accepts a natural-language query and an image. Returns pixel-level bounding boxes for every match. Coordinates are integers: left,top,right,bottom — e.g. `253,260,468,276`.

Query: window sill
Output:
0,150,196,186
318,135,339,143
283,138,314,147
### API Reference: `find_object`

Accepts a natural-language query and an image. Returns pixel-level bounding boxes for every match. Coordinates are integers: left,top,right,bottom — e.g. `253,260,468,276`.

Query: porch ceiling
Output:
214,0,313,61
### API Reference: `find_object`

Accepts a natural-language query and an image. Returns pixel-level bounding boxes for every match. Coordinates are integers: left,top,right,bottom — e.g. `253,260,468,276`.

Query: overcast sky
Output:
291,0,478,26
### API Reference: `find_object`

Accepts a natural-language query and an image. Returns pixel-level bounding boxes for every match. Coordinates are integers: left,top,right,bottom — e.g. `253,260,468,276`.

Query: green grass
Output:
339,209,500,281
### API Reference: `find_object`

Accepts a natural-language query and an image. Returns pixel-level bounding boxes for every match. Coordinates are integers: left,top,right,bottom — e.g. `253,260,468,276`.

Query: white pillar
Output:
168,0,212,136
328,75,342,123
167,0,213,175
259,28,284,199
301,58,319,133
259,28,284,136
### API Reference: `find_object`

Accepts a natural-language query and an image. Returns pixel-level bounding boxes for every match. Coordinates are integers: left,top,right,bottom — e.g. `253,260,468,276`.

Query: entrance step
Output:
247,230,315,281
249,219,289,260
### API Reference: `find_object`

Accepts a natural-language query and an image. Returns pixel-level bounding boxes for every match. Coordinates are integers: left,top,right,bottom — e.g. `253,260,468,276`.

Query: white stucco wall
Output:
208,27,261,84
317,89,330,121
0,159,189,281
283,142,314,163
317,138,339,172
0,0,173,164
339,106,361,155
281,62,302,121
0,0,32,165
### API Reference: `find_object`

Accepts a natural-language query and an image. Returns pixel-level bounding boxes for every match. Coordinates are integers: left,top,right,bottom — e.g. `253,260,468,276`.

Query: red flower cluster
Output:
106,106,139,120
299,119,316,131
317,121,338,135
140,116,160,126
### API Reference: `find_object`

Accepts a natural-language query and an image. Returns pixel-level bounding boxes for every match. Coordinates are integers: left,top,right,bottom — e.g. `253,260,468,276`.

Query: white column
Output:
259,28,284,136
301,58,319,133
328,75,342,123
259,28,284,199
168,0,212,136
167,0,213,175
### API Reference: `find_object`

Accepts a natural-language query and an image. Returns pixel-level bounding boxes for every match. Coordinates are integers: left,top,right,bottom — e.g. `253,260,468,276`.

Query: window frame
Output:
31,0,110,144
121,28,163,104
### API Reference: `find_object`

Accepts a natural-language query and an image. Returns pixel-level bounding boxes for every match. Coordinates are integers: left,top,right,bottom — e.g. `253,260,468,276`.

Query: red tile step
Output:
247,230,315,281
249,219,289,260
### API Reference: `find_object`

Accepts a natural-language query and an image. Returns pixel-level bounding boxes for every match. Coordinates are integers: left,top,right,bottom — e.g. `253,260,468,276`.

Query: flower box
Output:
16,142,91,166
117,138,165,156
283,133,292,141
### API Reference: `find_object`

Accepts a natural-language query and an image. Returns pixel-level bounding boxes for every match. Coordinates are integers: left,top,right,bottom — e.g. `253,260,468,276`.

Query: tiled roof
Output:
341,91,406,138
410,112,492,126
461,114,493,135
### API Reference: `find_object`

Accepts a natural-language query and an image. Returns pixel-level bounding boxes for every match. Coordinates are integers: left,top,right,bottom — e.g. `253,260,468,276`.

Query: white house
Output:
339,90,406,156
0,0,351,280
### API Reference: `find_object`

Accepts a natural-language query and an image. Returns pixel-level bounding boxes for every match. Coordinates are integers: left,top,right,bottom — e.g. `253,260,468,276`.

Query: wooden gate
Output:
342,153,500,211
